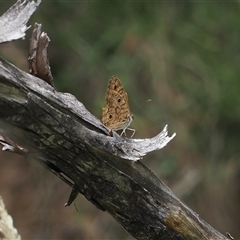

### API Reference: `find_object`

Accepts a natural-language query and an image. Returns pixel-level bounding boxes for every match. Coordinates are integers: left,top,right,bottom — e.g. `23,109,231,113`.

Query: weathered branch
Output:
0,58,229,240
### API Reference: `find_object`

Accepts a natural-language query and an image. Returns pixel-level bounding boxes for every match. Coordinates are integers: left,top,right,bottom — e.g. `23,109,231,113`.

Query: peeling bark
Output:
28,23,53,86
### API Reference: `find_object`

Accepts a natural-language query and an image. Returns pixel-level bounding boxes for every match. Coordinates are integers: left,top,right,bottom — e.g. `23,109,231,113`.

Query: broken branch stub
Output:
28,23,54,87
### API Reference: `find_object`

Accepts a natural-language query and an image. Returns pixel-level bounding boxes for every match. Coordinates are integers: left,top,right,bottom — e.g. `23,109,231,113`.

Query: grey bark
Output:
0,52,229,240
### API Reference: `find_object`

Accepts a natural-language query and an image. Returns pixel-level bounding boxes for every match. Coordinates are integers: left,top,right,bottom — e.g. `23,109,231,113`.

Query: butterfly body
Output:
102,76,135,137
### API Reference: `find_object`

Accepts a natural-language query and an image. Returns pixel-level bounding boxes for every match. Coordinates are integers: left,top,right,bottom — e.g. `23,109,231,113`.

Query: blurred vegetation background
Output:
0,1,240,239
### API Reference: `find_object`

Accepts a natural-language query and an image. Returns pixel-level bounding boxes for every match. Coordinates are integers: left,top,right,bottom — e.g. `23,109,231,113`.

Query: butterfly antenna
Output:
132,99,151,113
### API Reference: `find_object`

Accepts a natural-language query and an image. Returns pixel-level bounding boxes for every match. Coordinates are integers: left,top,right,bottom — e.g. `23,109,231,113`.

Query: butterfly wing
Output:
102,76,133,131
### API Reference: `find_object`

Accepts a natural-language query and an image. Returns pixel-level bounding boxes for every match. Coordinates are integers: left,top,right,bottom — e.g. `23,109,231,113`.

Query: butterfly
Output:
102,76,135,137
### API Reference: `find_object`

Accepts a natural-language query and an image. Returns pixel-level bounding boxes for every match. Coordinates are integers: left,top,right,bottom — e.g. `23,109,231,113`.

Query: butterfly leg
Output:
128,128,135,138
120,129,127,137
120,128,135,138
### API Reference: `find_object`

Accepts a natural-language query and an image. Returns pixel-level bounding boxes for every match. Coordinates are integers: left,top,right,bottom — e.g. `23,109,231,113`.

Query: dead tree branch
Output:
0,42,229,240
